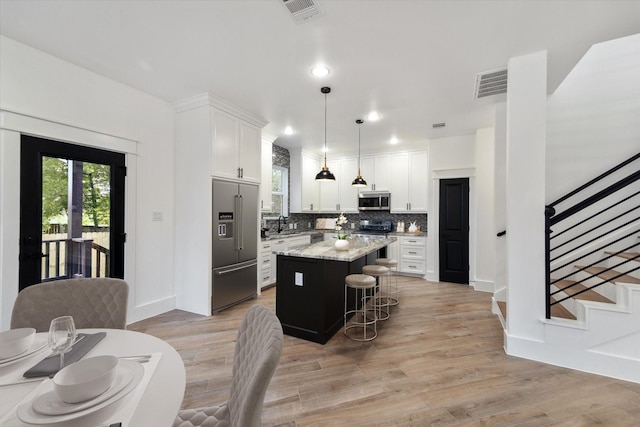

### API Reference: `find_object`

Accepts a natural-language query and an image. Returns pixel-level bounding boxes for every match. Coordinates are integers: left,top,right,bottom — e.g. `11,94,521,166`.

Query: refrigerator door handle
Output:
238,194,244,250
214,261,257,275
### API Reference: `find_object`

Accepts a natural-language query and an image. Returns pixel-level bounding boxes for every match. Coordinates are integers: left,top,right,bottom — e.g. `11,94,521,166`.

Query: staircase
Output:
538,153,640,379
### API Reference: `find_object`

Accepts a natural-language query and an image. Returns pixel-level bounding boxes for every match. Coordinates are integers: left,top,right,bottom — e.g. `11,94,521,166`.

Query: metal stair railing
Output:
544,151,640,319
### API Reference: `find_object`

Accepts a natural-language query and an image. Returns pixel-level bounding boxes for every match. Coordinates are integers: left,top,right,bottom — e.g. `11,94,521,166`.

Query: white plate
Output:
16,359,144,424
0,335,47,366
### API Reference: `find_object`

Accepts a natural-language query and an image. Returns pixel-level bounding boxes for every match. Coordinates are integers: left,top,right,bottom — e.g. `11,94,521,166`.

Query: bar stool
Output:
362,265,390,321
344,274,377,341
375,258,399,306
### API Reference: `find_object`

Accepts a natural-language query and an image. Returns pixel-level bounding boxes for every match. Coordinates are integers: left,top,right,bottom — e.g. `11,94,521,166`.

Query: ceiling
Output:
1,1,639,156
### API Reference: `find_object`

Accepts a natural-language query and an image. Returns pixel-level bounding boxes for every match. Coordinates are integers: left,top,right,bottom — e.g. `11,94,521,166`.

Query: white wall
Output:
546,33,640,203
0,36,176,327
474,127,496,292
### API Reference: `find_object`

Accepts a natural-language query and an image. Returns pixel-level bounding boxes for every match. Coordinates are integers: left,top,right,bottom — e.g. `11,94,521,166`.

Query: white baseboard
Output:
505,332,640,384
127,296,176,325
473,279,494,293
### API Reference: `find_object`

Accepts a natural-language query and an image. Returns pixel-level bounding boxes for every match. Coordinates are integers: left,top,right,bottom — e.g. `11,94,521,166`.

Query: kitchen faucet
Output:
277,215,287,233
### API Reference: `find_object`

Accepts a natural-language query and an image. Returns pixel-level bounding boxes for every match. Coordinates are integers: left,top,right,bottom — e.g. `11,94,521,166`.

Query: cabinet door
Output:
239,121,261,182
301,154,320,212
319,159,339,212
271,239,288,283
211,109,239,180
409,151,428,212
373,154,390,191
339,157,358,212
355,154,389,192
389,153,410,212
358,155,374,192
260,141,272,212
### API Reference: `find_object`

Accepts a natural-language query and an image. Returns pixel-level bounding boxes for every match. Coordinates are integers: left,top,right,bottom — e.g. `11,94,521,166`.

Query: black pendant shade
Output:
316,87,336,182
315,167,336,181
352,119,368,187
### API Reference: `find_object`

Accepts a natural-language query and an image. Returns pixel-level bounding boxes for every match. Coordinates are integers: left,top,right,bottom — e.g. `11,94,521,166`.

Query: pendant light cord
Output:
323,91,328,168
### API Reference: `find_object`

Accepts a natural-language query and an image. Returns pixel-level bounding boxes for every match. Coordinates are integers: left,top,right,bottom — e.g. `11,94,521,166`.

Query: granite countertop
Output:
274,236,397,262
261,230,323,241
387,231,427,237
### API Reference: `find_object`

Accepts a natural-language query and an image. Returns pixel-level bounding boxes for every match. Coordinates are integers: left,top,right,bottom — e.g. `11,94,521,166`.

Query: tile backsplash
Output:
264,212,427,234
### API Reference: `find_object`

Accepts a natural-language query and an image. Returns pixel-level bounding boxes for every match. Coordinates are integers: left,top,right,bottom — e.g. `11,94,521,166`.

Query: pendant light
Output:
351,119,368,187
315,87,336,182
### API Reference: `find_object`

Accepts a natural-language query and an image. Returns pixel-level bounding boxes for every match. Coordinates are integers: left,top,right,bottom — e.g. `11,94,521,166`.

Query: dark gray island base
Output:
275,237,396,344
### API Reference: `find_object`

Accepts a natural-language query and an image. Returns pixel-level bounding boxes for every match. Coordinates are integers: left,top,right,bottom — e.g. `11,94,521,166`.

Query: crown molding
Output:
174,92,268,129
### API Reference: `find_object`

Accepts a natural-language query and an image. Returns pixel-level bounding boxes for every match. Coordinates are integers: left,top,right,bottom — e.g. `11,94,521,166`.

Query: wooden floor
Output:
129,277,640,426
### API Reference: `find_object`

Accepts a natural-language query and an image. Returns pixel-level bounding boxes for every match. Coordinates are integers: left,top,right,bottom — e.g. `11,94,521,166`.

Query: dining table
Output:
0,328,186,427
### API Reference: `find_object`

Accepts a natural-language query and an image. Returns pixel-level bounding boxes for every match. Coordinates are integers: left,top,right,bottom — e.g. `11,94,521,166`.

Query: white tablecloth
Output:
0,329,185,427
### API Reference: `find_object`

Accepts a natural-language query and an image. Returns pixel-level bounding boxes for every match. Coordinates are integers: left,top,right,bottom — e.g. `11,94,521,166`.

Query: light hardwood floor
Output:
129,277,640,426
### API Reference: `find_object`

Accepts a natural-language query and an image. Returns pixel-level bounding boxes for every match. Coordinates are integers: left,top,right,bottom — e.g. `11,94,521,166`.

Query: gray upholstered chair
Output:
10,278,129,332
174,304,284,427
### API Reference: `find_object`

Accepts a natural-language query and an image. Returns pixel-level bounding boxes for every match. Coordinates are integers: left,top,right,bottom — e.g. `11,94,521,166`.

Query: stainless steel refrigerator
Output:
212,179,258,313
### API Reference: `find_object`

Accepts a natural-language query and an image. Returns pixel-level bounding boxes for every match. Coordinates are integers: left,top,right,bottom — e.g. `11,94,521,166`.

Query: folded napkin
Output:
23,332,106,378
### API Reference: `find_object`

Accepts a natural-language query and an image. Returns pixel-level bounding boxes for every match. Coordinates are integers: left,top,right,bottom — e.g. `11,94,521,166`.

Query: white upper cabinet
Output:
359,154,390,191
389,150,428,213
290,148,320,213
338,157,358,212
260,139,273,212
318,157,358,213
211,108,261,182
319,159,339,212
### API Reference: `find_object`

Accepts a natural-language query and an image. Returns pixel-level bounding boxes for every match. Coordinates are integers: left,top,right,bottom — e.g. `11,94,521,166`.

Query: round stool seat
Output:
375,258,398,267
345,274,376,289
362,265,389,276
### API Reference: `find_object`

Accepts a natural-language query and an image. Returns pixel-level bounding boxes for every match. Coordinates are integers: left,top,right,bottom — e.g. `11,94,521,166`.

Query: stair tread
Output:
603,251,640,261
549,297,577,320
551,279,614,303
577,266,640,285
497,301,507,320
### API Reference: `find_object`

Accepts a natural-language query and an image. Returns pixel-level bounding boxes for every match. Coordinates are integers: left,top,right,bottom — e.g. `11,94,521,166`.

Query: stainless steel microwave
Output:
358,191,390,211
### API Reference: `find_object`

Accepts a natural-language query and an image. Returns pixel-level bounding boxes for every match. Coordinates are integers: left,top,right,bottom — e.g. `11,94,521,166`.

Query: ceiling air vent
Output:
282,0,324,23
474,68,508,99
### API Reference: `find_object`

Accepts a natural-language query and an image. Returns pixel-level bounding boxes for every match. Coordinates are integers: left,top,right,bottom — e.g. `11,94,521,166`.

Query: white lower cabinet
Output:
398,235,427,275
262,234,311,287
260,241,273,288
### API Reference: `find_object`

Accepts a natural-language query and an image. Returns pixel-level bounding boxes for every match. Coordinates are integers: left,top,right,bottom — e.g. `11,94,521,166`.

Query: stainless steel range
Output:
355,220,393,236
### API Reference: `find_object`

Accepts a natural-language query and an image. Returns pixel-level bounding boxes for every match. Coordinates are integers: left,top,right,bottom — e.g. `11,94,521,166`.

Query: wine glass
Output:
48,316,76,370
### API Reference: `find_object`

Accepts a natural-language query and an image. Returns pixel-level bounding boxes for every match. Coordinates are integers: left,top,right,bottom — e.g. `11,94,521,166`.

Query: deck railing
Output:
41,238,110,281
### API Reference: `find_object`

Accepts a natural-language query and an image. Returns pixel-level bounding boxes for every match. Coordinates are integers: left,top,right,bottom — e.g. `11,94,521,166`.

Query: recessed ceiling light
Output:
311,65,330,77
284,126,294,135
390,137,399,145
367,112,381,121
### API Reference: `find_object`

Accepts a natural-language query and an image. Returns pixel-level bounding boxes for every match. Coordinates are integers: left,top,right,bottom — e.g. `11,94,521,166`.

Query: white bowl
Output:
53,355,119,403
0,328,36,359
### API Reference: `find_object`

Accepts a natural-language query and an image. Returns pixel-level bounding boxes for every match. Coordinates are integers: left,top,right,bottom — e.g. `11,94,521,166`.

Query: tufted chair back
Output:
10,278,129,332
228,304,283,427
173,304,283,427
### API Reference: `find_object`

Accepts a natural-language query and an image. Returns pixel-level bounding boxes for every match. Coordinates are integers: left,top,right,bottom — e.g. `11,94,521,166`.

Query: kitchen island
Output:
275,236,396,344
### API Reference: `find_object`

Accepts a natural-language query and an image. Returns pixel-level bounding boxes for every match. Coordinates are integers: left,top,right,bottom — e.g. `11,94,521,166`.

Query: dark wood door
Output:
439,178,469,284
19,136,126,290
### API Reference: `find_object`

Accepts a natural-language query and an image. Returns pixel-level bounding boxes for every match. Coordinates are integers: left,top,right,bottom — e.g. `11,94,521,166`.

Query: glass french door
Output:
19,136,126,291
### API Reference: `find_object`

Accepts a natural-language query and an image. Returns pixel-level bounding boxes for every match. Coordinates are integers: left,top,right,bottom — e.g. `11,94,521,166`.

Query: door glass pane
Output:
41,157,111,281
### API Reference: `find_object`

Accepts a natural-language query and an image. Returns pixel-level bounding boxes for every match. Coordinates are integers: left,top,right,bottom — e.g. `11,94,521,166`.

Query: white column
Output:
505,51,548,345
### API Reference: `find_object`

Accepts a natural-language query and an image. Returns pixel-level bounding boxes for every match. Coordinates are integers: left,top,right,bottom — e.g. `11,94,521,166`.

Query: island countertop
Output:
274,236,396,262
